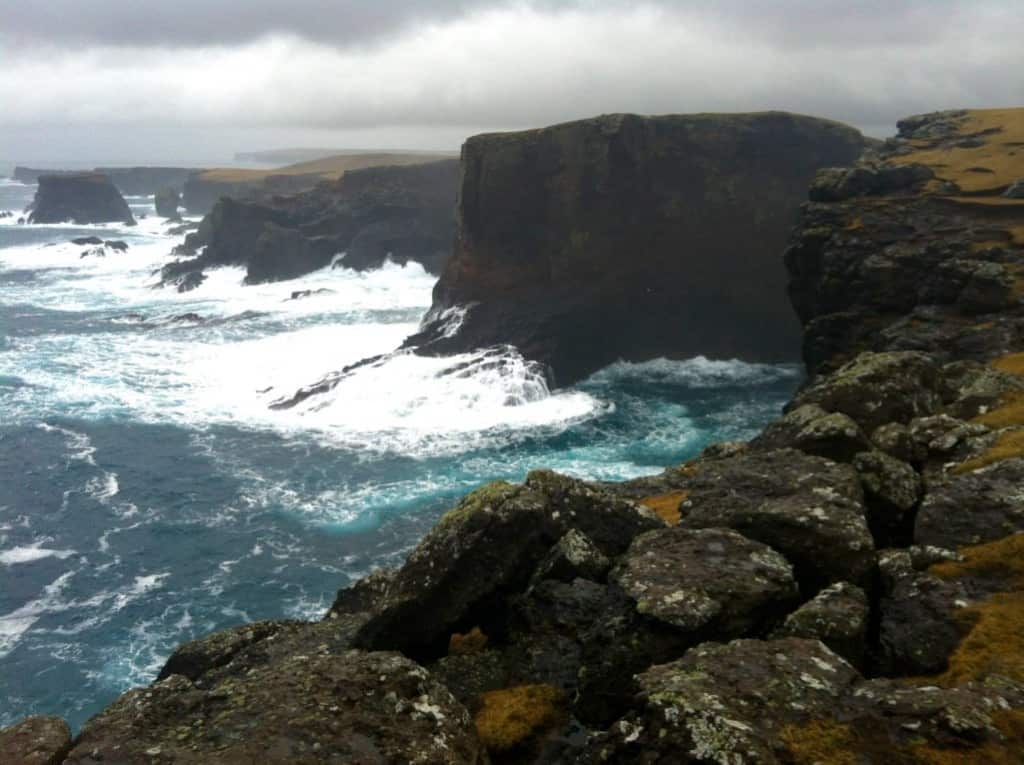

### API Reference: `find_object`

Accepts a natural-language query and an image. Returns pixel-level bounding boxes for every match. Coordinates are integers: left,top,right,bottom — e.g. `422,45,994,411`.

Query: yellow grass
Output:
893,108,1024,193
639,490,689,525
474,684,565,752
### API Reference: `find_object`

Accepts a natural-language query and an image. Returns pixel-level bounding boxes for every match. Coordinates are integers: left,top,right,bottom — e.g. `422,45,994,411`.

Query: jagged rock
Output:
939,360,1024,420
70,236,103,246
154,186,181,219
0,716,72,765
28,173,135,225
530,528,611,585
770,581,869,667
66,650,486,764
332,471,662,656
104,239,128,252
852,449,922,545
870,422,920,463
791,351,942,432
610,527,798,637
286,288,335,301
406,111,864,385
808,162,934,202
678,449,874,591
906,414,991,466
915,459,1024,548
581,638,861,764
877,549,967,675
752,403,870,462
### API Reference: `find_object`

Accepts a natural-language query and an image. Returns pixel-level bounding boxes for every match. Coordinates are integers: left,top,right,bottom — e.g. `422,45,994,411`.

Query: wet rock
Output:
0,716,72,765
155,186,181,219
791,351,942,432
334,471,661,656
770,581,869,667
581,638,860,764
286,288,335,301
610,527,798,638
29,173,135,225
915,459,1024,548
753,403,870,462
66,650,487,764
852,450,922,545
104,239,128,252
531,528,611,585
70,235,103,246
877,549,967,675
678,449,874,591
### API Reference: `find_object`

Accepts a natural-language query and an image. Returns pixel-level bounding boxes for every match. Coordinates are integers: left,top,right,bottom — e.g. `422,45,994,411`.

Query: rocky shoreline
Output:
4,108,1024,764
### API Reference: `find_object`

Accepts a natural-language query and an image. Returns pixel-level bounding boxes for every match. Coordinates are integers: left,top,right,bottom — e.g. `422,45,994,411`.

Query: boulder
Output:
66,650,486,764
405,111,865,385
530,528,611,585
752,403,870,462
678,449,875,591
610,526,798,638
28,173,135,225
769,581,869,667
331,471,662,656
915,459,1024,548
852,449,922,545
0,716,72,765
581,638,861,763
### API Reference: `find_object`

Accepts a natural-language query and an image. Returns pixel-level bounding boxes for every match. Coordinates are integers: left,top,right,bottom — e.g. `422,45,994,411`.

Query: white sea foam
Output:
589,355,802,387
0,571,75,658
0,542,76,566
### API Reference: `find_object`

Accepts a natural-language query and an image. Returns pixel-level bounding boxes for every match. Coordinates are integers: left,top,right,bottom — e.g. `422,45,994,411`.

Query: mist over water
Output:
0,180,801,729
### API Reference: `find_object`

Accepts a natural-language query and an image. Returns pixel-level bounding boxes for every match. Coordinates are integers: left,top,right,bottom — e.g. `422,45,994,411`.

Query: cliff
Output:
161,159,459,290
27,173,135,225
6,109,1024,764
406,111,866,386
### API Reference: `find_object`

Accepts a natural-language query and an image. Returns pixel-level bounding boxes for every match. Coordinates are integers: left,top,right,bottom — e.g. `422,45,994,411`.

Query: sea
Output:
0,178,802,730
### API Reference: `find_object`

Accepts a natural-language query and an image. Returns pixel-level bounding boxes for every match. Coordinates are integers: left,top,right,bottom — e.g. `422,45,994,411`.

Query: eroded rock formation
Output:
28,173,135,225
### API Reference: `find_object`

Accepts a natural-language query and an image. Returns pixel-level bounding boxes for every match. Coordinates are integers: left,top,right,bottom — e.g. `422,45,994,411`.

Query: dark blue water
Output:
0,179,801,729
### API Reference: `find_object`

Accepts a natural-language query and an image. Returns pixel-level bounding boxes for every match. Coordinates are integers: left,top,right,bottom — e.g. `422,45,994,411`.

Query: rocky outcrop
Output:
154,187,181,219
161,160,458,290
28,173,135,225
14,166,201,196
0,716,71,765
405,111,865,385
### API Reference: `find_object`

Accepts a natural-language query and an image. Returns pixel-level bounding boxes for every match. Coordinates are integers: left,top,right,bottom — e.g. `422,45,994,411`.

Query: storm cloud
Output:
1,0,1021,161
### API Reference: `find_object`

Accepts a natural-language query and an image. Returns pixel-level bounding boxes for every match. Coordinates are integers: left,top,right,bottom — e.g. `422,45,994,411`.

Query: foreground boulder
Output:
28,173,135,225
0,716,71,765
66,650,485,764
405,111,865,385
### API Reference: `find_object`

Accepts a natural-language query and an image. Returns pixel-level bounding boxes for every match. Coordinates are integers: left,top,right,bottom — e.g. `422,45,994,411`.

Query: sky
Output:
1,0,1022,165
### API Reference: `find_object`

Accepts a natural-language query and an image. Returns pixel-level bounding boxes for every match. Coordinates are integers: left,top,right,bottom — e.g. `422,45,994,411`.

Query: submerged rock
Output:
28,173,135,225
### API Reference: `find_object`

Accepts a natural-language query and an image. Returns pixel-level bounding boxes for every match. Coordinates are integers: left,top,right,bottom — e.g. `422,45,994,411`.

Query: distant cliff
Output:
406,112,866,386
162,160,459,290
14,166,201,196
28,173,135,225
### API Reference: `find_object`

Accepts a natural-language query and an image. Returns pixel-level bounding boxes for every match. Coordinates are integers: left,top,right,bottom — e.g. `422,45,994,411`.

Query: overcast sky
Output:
1,0,1021,164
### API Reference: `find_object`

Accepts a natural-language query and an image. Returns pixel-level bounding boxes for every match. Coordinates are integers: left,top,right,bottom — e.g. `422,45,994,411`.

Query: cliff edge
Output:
407,111,866,386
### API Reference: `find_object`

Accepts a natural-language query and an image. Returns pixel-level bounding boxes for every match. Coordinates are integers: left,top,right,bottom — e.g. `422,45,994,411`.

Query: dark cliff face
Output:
28,173,135,225
161,160,459,290
786,108,1024,377
407,112,865,386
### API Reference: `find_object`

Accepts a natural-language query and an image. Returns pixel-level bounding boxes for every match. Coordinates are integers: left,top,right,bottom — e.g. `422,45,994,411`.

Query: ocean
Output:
0,178,801,730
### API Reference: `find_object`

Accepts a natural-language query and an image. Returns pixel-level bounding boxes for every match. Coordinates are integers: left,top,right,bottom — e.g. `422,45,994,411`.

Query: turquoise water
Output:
0,179,801,729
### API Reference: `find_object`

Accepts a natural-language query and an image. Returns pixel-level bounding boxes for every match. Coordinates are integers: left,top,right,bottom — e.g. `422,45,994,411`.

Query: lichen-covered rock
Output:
336,471,661,655
530,528,611,585
611,527,798,638
790,351,942,432
752,403,870,462
29,173,135,225
852,450,922,545
0,716,72,765
678,449,874,591
66,650,487,764
915,459,1024,548
877,549,967,675
581,638,861,764
939,360,1024,420
907,414,991,465
770,581,869,667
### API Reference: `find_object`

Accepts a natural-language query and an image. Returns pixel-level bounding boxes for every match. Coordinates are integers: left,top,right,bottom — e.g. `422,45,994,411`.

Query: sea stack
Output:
406,111,866,386
28,173,136,225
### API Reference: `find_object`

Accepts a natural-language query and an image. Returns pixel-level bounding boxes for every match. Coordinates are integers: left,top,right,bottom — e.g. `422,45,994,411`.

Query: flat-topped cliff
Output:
161,159,459,290
406,111,866,385
27,173,135,226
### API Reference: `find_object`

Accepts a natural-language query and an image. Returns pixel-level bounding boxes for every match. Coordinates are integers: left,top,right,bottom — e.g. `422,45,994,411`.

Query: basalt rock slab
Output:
28,173,135,225
407,111,865,385
678,448,874,591
66,650,486,764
